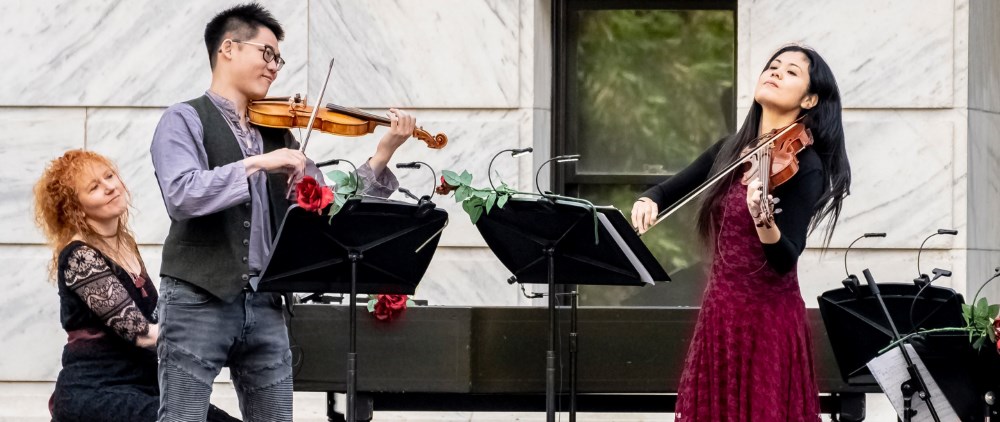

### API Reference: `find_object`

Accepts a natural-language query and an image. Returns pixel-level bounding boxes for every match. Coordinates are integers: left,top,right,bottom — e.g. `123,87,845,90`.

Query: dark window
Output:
552,0,736,306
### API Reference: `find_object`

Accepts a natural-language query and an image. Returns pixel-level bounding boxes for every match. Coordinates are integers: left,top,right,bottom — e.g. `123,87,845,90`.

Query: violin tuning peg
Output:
774,208,783,214
772,197,781,205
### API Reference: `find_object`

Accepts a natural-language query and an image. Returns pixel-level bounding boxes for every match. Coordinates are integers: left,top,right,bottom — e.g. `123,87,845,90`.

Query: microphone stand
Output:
863,269,940,422
842,232,885,294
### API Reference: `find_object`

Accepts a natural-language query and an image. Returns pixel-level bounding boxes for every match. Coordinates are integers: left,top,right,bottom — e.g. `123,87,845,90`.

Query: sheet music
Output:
866,343,957,421
597,213,654,286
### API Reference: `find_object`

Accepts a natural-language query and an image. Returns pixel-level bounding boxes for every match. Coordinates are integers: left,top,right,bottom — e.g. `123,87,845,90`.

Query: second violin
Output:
248,94,448,149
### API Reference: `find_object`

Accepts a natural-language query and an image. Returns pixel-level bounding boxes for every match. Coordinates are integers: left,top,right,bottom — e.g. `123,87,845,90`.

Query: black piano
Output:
288,305,877,421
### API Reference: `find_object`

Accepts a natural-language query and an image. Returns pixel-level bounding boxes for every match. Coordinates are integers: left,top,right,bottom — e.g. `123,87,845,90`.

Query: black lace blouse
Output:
57,241,158,345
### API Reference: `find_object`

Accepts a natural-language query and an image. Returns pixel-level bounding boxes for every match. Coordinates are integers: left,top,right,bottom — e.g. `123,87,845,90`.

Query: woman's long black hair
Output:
695,45,851,247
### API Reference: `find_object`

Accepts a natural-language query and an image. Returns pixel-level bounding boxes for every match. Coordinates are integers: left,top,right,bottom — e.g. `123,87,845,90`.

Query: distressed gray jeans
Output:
157,277,292,422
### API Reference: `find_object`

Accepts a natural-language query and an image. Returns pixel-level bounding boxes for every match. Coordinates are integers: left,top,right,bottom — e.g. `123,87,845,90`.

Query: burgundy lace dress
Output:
674,180,820,421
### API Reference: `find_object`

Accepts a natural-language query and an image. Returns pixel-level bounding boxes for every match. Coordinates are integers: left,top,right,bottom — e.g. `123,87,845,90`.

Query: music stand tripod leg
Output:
569,289,578,422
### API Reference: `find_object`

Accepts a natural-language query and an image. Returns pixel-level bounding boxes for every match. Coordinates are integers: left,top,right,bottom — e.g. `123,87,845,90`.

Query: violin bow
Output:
286,58,335,197
299,58,335,154
639,115,807,236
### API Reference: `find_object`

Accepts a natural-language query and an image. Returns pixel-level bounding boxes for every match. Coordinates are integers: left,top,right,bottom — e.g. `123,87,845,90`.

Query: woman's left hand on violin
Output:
746,178,781,228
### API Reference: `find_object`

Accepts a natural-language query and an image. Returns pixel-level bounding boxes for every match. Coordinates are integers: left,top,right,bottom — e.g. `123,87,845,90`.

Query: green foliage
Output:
879,297,1000,354
574,9,735,174
441,169,522,224
963,298,1000,349
325,169,365,219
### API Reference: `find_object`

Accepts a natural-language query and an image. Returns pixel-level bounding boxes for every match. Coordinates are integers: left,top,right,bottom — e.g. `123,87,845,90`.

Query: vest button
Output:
242,256,248,263
242,239,249,246
244,202,251,208
243,220,251,229
241,274,249,281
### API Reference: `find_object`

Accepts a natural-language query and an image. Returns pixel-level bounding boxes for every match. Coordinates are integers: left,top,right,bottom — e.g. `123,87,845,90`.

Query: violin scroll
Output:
414,127,448,149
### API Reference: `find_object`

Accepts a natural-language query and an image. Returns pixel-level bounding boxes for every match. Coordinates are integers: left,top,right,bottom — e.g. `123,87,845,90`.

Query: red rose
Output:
373,294,408,321
436,176,458,195
994,318,1000,355
296,176,333,214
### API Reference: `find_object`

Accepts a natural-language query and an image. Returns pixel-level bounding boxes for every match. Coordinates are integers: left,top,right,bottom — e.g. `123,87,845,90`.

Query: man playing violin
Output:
150,3,416,420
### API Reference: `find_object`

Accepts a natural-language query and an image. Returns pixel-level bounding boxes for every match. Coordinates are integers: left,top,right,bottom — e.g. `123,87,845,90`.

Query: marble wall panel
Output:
302,110,522,247
412,247,522,306
970,0,1000,113
3,0,307,107
968,110,1000,250
806,119,954,249
0,109,86,244
743,0,954,109
967,249,1000,301
0,246,64,381
308,0,520,108
520,0,552,110
85,108,169,245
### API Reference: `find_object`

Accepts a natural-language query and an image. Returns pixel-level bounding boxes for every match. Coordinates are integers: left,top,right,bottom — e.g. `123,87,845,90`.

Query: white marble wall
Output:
0,0,994,420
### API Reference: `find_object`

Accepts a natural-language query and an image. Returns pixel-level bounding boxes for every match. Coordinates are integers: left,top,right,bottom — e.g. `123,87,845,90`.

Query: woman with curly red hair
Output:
34,149,238,421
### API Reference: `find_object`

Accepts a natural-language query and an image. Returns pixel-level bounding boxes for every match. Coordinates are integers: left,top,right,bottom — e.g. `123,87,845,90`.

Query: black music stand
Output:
259,197,448,422
818,280,986,421
475,196,669,422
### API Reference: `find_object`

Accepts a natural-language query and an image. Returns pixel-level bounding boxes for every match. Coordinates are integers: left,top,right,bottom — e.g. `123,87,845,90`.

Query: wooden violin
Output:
248,94,448,149
739,121,813,228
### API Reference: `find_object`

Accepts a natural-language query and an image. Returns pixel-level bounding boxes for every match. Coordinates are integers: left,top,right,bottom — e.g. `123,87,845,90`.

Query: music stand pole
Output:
347,251,361,422
546,247,556,422
863,269,939,422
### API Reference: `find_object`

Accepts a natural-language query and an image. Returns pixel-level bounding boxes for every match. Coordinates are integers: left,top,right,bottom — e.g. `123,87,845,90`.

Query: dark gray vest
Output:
160,95,291,301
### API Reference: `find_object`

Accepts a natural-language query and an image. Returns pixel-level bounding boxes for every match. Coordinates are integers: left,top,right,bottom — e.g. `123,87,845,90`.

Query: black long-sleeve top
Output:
640,139,824,273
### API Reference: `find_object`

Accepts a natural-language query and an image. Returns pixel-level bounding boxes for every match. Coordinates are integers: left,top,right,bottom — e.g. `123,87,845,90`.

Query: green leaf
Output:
442,170,462,186
455,185,472,202
469,207,484,224
963,303,973,321
976,298,990,319
497,193,509,208
462,199,484,224
974,334,987,350
485,192,497,213
989,304,1000,320
328,195,348,219
471,189,490,199
459,170,473,185
367,298,376,313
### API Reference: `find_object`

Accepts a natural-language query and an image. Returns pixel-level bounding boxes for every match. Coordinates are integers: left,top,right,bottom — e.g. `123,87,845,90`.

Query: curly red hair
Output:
33,149,140,280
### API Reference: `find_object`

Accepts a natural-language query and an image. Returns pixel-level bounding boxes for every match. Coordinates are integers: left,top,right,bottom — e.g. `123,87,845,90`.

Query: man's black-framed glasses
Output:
231,39,285,71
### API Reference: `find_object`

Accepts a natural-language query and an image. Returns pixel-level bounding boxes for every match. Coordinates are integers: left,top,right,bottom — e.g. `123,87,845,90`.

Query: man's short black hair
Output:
204,2,285,70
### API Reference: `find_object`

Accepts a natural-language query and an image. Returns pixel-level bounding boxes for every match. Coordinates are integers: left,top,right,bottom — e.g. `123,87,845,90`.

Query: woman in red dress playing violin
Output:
631,45,851,421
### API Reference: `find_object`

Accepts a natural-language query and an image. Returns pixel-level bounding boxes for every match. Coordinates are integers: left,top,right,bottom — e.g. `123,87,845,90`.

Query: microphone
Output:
914,229,957,287
315,159,340,168
929,268,952,283
488,147,534,190
842,233,886,294
397,187,420,201
535,155,580,198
